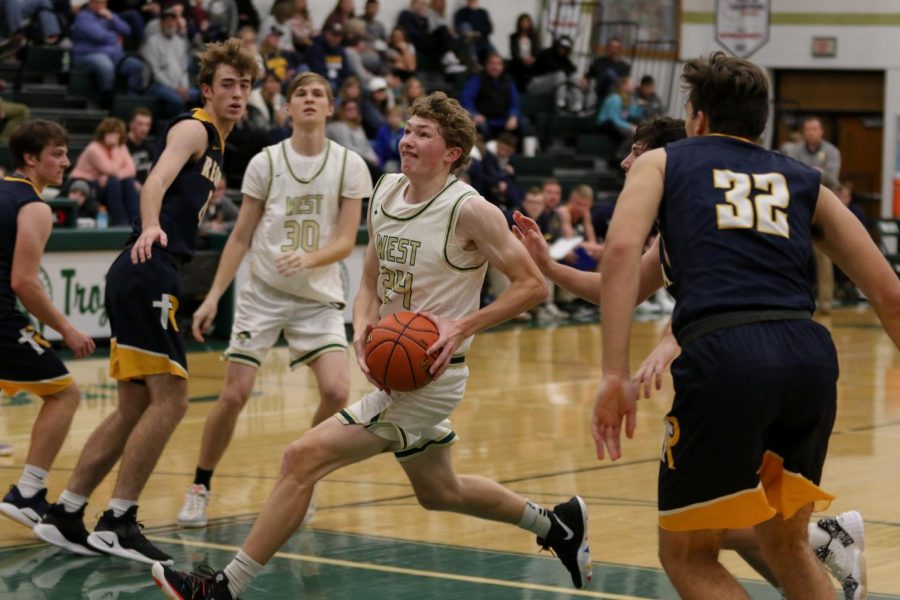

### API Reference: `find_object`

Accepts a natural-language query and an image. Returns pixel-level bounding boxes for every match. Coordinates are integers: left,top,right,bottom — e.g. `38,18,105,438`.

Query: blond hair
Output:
196,37,261,88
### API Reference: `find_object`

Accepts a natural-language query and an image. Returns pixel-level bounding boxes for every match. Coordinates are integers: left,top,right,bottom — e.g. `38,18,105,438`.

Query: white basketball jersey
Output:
249,140,351,306
370,173,487,353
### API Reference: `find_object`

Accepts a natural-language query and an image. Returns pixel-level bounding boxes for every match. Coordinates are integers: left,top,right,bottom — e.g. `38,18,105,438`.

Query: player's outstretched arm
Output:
814,185,900,349
275,196,362,276
425,198,546,379
512,210,663,305
192,193,266,341
132,119,209,264
12,203,95,358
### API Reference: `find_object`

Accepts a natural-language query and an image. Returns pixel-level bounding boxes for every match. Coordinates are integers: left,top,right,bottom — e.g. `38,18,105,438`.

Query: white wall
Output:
682,0,900,216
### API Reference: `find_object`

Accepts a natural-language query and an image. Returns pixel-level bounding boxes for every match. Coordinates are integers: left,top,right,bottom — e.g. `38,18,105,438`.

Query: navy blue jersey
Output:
131,109,225,259
0,176,43,320
658,135,821,334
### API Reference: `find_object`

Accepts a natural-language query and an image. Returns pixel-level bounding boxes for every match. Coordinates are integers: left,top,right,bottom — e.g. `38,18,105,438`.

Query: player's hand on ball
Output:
421,311,464,381
64,327,95,358
275,252,307,276
192,299,218,342
354,322,388,392
592,373,638,461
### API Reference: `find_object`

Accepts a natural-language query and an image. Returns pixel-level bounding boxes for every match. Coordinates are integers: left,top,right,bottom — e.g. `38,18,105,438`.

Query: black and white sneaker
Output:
0,485,49,529
537,496,592,589
814,511,867,600
86,506,173,565
33,502,101,556
151,562,235,599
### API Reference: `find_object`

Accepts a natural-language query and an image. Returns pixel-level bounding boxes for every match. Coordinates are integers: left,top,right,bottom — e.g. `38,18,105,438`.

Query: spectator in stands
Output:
286,0,316,55
326,98,381,180
337,74,363,104
323,0,354,32
307,21,351,92
0,96,30,144
258,0,295,52
596,76,642,156
249,70,289,142
454,0,493,67
106,0,146,50
528,35,583,112
199,178,238,233
837,181,868,228
237,24,266,74
362,0,387,46
478,131,524,216
518,185,568,321
344,17,383,83
784,115,841,314
70,0,145,106
508,13,540,91
259,25,300,83
0,0,62,50
541,178,563,242
67,178,100,220
461,52,528,141
69,117,139,226
202,0,240,42
397,0,461,75
634,74,664,119
125,107,153,188
373,105,404,172
398,75,424,110
235,0,259,31
584,36,630,106
386,25,416,76
361,76,392,139
142,7,201,117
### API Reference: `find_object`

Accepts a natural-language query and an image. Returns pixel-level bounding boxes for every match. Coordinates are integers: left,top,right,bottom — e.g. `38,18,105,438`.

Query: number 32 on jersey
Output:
714,169,790,238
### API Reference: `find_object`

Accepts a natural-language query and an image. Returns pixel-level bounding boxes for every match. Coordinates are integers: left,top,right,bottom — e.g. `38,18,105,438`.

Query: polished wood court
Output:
1,307,899,598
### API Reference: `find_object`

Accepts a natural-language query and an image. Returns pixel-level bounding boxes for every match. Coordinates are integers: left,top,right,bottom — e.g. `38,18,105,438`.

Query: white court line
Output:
149,535,648,600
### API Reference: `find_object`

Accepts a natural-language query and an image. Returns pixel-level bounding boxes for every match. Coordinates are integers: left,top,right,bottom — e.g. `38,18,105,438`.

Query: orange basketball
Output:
365,311,440,392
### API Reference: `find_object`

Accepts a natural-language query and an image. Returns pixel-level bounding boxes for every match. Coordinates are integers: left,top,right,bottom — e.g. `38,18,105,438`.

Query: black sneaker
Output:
537,496,592,589
0,485,49,529
86,506,173,565
151,563,235,599
33,502,101,556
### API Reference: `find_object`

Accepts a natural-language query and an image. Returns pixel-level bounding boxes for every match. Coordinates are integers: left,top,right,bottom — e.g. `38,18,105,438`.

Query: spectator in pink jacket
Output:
69,117,140,226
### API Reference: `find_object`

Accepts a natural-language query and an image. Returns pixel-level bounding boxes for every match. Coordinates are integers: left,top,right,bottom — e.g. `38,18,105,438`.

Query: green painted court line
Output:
149,535,660,600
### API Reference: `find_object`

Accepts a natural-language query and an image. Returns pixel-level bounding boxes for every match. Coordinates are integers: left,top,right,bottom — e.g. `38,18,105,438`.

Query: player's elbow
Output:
10,275,33,298
870,282,900,321
524,271,548,306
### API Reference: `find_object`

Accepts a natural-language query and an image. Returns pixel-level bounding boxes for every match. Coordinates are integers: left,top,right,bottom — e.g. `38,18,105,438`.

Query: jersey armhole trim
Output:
337,146,348,202
443,192,486,271
264,145,274,200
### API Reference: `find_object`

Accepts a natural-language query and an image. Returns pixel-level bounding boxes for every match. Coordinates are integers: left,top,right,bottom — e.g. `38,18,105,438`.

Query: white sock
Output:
108,498,137,518
808,522,830,548
224,550,263,597
517,499,552,539
59,489,88,513
17,464,48,498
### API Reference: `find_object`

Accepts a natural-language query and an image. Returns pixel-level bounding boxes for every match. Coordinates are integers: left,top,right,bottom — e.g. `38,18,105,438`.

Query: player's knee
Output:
44,384,81,411
318,381,348,411
280,437,325,482
219,385,251,412
413,486,457,511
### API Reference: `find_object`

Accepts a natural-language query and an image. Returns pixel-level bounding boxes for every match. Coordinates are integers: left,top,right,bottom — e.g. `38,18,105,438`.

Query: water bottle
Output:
96,206,108,229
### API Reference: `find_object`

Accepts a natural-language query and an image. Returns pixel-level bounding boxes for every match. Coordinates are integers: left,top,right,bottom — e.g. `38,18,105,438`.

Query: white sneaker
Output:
543,302,567,319
634,299,660,314
814,511,866,600
176,484,210,528
302,489,317,525
656,291,676,313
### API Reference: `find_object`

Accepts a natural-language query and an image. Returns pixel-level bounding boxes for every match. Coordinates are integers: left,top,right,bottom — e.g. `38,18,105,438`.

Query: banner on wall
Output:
715,0,771,58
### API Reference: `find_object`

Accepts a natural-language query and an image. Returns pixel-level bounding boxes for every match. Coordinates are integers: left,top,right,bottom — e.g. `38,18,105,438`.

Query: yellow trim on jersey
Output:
191,108,226,150
0,374,74,397
108,339,188,380
759,450,834,518
708,133,757,145
3,175,41,196
658,484,776,531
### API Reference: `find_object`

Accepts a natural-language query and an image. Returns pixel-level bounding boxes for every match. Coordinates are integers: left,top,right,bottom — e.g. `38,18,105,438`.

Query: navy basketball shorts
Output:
0,315,73,396
105,247,187,381
658,319,838,531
